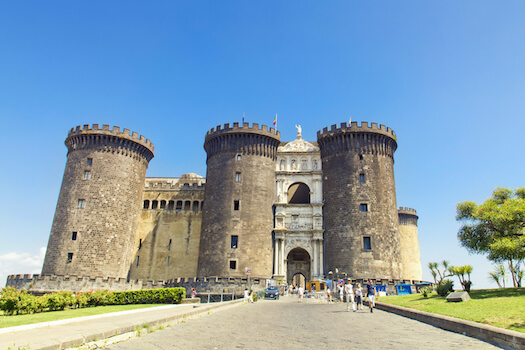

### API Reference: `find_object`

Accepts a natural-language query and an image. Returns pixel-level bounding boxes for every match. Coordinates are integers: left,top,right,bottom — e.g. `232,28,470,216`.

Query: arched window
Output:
168,200,175,210
143,200,150,209
151,200,158,209
160,200,166,209
176,200,183,210
184,200,191,210
287,183,310,204
193,201,199,212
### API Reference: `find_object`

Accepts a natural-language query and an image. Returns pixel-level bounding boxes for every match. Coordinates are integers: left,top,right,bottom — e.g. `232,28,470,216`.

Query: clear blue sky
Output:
1,1,524,289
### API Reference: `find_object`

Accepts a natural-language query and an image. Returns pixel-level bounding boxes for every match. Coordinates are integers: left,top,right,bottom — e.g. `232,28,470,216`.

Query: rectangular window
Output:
84,171,91,180
168,239,172,251
359,173,365,183
87,158,93,166
231,235,238,249
237,154,241,161
363,237,372,250
360,203,368,212
67,253,73,263
229,260,237,270
167,256,170,266
139,239,142,250
234,200,240,211
77,199,85,209
136,256,140,267
72,232,77,241
235,172,242,182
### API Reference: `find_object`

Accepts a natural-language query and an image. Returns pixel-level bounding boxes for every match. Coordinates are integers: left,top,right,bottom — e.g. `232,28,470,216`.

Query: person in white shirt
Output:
345,280,356,312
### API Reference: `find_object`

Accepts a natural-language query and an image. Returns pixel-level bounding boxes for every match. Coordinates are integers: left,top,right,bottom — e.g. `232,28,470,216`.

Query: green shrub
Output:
420,286,433,298
437,279,454,296
0,287,23,315
86,290,112,307
112,288,185,305
44,291,74,311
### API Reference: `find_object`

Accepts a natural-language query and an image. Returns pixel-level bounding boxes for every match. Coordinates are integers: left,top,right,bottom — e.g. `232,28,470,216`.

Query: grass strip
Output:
0,304,160,328
379,288,525,333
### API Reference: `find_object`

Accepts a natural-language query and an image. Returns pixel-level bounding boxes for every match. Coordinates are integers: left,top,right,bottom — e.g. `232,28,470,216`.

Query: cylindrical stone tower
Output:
42,124,154,279
198,122,280,278
398,207,422,281
317,121,402,280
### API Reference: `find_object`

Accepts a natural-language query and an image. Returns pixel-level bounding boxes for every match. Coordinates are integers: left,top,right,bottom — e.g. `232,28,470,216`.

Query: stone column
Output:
313,238,318,277
280,238,286,275
319,239,324,276
274,238,279,275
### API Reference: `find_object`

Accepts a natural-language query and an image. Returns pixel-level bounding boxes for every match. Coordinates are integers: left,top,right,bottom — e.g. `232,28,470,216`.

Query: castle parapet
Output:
317,121,396,140
317,121,397,159
398,207,418,226
205,122,280,140
66,124,155,162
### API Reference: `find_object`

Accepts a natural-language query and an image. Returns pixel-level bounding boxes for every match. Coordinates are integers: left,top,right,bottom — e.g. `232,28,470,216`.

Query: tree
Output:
428,260,453,284
457,187,525,287
488,264,506,288
449,265,473,292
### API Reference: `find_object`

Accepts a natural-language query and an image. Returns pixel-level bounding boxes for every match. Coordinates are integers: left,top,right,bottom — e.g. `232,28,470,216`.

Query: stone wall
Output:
398,208,422,281
41,124,154,279
198,122,281,278
318,122,403,280
129,179,204,280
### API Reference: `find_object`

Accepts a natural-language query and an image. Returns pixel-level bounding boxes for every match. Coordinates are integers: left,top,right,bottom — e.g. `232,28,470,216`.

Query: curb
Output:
4,299,247,350
375,301,525,350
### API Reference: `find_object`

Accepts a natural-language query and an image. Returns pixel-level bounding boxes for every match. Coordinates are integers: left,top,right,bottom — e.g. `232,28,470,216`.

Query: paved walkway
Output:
106,295,502,350
0,301,243,350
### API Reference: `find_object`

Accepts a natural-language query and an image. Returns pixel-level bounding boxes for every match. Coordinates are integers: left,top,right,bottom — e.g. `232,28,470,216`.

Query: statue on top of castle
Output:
295,124,302,139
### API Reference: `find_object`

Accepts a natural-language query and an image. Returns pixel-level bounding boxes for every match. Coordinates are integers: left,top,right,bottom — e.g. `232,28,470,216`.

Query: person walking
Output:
355,283,364,310
366,280,376,313
345,279,356,312
338,282,344,302
326,287,332,303
298,285,304,303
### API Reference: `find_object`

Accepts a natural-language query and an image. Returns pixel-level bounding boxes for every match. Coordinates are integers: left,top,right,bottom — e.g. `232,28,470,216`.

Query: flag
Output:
273,114,277,126
242,113,245,124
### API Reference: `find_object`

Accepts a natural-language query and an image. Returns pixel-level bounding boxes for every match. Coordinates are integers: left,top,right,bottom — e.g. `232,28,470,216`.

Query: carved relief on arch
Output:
284,238,313,258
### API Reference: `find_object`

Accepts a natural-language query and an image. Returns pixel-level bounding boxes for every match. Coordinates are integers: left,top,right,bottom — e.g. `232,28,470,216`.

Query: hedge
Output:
0,287,186,315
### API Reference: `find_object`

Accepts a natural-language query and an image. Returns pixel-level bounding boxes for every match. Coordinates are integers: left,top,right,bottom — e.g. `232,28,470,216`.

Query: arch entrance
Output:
287,248,311,287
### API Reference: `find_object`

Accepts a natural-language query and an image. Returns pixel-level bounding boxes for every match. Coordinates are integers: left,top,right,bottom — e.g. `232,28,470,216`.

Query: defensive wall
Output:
6,274,425,296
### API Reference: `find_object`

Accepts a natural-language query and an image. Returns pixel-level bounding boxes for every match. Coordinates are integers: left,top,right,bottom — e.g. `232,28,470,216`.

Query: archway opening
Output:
287,183,310,204
287,247,311,287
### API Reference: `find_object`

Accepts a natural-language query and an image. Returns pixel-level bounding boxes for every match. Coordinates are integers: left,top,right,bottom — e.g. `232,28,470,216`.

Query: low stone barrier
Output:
376,301,525,350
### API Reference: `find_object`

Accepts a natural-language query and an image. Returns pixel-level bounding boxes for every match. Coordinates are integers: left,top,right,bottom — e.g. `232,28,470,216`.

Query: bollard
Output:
207,292,211,303
221,290,223,302
232,288,235,301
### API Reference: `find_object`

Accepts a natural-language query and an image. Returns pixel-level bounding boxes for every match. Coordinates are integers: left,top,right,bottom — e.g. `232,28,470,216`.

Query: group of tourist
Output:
306,280,377,313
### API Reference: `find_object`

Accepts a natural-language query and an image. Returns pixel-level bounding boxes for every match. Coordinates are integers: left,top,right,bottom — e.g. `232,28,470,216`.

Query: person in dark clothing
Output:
366,281,376,313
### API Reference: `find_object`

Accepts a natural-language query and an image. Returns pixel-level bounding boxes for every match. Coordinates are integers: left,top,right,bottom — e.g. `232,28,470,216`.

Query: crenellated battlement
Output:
204,122,281,160
398,207,419,226
65,124,155,162
68,124,154,150
317,121,396,140
205,122,280,140
316,121,397,159
398,207,418,216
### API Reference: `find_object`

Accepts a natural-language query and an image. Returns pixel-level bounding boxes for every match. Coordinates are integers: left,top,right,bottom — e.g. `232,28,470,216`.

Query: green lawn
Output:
0,304,160,329
379,288,525,333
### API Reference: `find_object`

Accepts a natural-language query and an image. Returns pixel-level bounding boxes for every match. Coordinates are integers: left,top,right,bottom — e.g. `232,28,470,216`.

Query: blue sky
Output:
1,1,524,289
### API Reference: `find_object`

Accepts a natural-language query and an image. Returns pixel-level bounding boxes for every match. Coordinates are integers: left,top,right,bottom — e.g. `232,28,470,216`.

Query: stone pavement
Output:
0,300,245,350
107,295,503,350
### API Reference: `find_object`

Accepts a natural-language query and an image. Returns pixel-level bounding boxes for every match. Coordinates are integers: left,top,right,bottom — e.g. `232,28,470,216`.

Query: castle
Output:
7,121,422,293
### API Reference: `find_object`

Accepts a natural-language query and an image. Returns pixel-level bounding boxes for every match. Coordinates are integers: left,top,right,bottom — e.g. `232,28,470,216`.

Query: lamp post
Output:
328,270,333,302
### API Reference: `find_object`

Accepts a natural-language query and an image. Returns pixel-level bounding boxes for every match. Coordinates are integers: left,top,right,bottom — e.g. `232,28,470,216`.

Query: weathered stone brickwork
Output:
130,177,204,281
198,123,281,277
317,122,403,280
7,120,423,294
41,124,154,279
398,207,422,280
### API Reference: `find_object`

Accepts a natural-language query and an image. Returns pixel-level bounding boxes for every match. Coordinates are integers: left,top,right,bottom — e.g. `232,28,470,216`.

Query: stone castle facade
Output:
8,121,422,292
